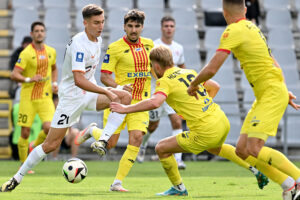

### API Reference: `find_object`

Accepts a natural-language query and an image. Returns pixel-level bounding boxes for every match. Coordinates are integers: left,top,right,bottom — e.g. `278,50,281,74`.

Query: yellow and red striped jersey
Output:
101,36,154,101
15,43,56,100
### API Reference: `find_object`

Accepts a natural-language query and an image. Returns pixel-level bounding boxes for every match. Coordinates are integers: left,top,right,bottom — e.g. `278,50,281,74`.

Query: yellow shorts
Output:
176,108,230,155
18,98,55,127
241,81,289,138
103,100,149,134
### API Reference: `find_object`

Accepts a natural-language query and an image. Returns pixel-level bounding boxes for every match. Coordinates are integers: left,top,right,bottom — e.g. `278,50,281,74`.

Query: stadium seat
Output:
242,88,255,110
44,8,71,29
12,8,39,29
12,27,31,49
281,69,300,88
224,116,241,144
106,0,133,9
75,10,85,31
74,0,103,10
266,10,292,30
296,0,300,11
12,0,41,9
107,8,129,29
169,0,196,9
184,48,202,72
172,8,198,28
204,11,227,27
108,27,125,45
45,28,71,49
142,27,161,41
142,7,164,29
43,0,70,8
263,0,290,11
174,28,199,48
285,107,300,145
201,0,222,11
214,87,239,104
240,73,252,90
268,29,294,50
212,68,236,88
204,27,225,51
138,0,164,9
272,49,297,70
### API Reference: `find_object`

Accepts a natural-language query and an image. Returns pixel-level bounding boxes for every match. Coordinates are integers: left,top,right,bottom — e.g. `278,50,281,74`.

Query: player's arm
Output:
203,79,220,98
51,63,58,93
73,71,119,102
11,66,42,83
188,51,228,98
110,93,166,114
101,72,118,88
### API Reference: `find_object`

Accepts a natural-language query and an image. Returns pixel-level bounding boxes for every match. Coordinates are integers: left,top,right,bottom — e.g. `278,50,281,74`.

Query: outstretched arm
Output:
110,93,166,114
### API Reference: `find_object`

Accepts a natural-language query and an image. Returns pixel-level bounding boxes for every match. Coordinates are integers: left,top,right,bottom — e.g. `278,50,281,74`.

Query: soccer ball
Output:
62,158,88,183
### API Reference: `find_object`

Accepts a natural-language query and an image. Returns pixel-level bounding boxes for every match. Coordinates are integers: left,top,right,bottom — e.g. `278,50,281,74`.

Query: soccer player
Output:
10,21,58,174
110,45,269,196
82,9,154,192
187,0,300,199
1,4,131,192
137,16,186,170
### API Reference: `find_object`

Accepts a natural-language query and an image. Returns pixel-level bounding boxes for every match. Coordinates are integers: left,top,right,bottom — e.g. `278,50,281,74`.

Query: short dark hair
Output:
31,21,45,32
160,16,175,26
124,9,145,25
21,36,32,45
82,4,104,19
223,0,245,6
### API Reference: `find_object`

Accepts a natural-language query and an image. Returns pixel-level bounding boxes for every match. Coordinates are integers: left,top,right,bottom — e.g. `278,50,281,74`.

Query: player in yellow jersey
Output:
82,9,154,192
10,21,58,172
187,0,300,199
110,45,270,196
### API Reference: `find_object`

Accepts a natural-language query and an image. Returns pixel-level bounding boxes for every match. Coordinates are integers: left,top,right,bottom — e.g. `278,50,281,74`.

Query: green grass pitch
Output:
1,160,298,200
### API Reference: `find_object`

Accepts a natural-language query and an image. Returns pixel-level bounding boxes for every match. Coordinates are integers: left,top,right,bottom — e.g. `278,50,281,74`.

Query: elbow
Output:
151,101,161,109
74,78,81,87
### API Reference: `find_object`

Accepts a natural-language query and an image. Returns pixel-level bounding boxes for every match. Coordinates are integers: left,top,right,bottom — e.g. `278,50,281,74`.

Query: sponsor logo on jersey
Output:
135,47,142,52
251,116,260,126
17,58,21,63
39,55,46,60
103,54,110,63
127,72,151,78
76,52,84,62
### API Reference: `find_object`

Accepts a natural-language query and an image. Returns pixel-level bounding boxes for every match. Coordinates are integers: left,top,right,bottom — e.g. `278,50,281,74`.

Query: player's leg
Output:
18,127,31,164
155,135,188,196
65,128,79,158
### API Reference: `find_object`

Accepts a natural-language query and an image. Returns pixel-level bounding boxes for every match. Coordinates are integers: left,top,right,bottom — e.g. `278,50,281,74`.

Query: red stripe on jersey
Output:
139,78,147,100
14,65,24,70
132,78,138,99
216,49,231,54
135,45,142,72
135,78,142,100
141,45,148,71
154,91,168,98
129,45,138,72
100,70,112,74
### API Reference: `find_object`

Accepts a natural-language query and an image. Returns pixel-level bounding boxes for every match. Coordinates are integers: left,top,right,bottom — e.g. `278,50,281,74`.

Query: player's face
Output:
84,14,105,39
31,25,45,44
124,20,143,43
161,21,175,40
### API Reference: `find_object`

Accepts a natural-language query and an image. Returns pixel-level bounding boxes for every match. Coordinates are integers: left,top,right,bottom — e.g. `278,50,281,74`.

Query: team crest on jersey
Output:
103,54,110,63
76,52,84,62
17,58,21,63
135,47,142,52
223,32,229,39
39,55,46,60
156,81,160,87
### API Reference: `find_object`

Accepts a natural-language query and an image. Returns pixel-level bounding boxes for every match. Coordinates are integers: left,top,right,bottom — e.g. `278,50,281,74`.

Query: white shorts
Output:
51,92,98,128
149,102,176,122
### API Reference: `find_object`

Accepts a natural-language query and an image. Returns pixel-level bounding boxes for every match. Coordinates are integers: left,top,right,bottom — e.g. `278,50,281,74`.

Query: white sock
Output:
113,179,122,186
14,145,47,183
281,176,295,191
174,182,186,191
249,166,259,175
141,132,151,149
172,129,183,162
100,112,125,141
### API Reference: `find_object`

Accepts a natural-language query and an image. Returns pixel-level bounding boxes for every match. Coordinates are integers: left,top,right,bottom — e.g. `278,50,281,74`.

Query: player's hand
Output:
110,102,128,114
288,91,300,110
187,83,199,100
52,84,58,94
123,84,132,93
30,74,43,82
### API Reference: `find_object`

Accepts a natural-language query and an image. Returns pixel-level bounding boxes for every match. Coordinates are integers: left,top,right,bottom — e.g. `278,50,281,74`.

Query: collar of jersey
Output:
123,36,141,46
235,17,246,23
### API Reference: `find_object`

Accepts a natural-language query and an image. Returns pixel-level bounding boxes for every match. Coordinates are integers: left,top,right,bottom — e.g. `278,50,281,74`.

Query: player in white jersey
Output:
1,4,131,192
137,16,186,169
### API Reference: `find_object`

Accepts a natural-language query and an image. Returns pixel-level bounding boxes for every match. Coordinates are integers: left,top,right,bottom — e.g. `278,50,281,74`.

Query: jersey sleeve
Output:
15,50,27,70
217,25,243,54
154,79,170,97
101,44,118,74
52,48,57,66
71,40,86,73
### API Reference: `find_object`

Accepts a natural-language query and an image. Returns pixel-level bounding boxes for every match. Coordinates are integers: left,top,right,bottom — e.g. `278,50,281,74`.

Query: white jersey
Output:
59,31,102,99
154,38,184,66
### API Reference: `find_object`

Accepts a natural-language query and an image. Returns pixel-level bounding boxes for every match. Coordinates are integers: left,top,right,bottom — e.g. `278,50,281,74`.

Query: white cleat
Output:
91,140,107,156
282,185,296,200
136,147,146,163
110,183,129,192
0,177,19,192
75,123,97,146
177,161,186,170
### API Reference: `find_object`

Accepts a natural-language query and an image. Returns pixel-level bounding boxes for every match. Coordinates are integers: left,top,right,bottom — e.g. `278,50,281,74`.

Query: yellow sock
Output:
246,155,288,185
34,130,47,147
219,144,250,169
115,144,139,181
18,137,29,163
257,146,300,181
160,155,182,186
92,128,102,140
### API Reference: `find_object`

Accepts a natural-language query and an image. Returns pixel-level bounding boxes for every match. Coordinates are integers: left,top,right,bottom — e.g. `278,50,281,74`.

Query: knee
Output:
21,127,31,139
129,133,143,147
42,141,60,154
235,146,249,160
246,146,260,158
155,142,163,156
148,122,158,133
121,91,132,105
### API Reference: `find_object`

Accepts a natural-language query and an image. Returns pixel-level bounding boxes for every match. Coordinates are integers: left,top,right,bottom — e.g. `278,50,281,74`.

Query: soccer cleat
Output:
0,177,19,192
294,184,300,200
136,147,146,163
75,123,97,146
91,140,107,156
110,183,129,192
177,161,186,170
156,187,188,196
282,185,296,200
255,171,269,189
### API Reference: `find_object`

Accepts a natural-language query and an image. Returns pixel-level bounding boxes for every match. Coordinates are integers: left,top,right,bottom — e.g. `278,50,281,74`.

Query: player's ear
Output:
83,19,87,27
244,6,247,15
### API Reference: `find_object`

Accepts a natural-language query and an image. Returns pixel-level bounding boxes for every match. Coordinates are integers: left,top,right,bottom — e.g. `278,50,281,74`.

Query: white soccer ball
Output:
62,158,88,183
